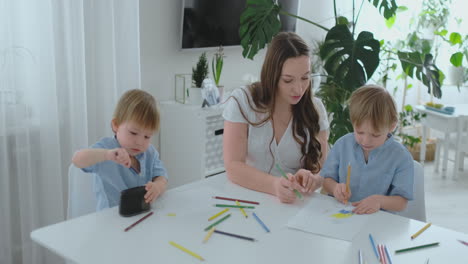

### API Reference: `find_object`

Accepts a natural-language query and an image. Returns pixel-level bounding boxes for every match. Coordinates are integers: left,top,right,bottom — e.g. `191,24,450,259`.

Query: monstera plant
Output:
239,0,443,144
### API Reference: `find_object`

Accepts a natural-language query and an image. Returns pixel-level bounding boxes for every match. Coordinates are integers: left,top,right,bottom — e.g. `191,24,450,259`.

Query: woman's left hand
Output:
290,169,322,195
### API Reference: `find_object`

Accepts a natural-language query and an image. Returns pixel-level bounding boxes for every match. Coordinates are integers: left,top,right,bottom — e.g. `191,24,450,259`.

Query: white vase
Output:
448,65,465,86
189,87,204,105
311,73,321,91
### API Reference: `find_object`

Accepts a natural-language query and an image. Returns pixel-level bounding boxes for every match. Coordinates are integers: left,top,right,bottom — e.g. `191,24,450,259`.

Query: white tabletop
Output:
31,173,468,264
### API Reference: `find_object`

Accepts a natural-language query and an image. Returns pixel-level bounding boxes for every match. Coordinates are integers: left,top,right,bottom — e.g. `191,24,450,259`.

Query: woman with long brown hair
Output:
223,32,329,203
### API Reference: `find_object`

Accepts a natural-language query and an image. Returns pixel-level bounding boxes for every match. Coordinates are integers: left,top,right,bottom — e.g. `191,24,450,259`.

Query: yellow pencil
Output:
345,163,351,204
208,208,229,221
169,241,204,261
411,222,432,239
203,227,215,243
236,200,248,218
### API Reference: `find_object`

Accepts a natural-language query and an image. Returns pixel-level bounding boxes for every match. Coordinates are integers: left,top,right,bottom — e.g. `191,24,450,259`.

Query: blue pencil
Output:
384,245,393,264
252,212,270,232
369,234,380,259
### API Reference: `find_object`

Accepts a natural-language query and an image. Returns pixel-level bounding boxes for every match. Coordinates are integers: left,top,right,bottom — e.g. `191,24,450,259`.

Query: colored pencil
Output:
214,229,256,242
203,227,215,243
411,222,432,239
458,239,468,246
395,242,440,254
252,212,270,232
275,163,303,199
345,163,351,204
208,208,229,221
213,196,259,205
215,204,255,209
124,211,153,232
169,241,204,261
204,213,231,231
235,200,248,218
384,245,393,264
368,234,379,259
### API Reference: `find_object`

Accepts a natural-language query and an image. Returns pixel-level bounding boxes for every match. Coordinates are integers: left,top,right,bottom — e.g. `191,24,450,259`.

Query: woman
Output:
223,32,329,203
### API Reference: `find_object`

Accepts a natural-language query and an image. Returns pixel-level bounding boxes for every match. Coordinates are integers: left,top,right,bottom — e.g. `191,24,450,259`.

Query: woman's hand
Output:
273,177,297,203
107,148,131,168
290,169,322,195
352,195,381,214
333,183,351,204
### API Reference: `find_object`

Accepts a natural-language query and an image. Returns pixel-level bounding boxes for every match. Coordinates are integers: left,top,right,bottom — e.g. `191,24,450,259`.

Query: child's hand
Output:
107,148,131,168
290,169,322,194
352,195,381,214
333,183,351,204
144,181,164,203
273,177,297,203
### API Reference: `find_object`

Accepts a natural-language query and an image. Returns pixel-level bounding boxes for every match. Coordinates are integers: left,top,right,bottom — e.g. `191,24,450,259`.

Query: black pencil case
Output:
119,186,150,217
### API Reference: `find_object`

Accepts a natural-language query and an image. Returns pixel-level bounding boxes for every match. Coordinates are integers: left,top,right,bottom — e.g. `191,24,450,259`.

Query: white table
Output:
31,174,468,264
415,104,468,178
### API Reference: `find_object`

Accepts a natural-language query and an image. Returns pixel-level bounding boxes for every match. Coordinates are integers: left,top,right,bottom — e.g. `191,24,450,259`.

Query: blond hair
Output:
112,89,160,132
348,85,397,132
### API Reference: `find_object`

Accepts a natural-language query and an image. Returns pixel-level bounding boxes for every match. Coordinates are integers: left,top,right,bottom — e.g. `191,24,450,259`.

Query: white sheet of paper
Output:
286,194,370,241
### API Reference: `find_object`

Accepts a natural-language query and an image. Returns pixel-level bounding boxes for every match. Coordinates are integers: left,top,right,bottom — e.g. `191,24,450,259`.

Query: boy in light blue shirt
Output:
322,85,413,214
72,89,168,211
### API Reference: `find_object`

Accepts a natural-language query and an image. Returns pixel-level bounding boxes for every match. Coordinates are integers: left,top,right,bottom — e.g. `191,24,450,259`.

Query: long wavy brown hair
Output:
232,32,322,173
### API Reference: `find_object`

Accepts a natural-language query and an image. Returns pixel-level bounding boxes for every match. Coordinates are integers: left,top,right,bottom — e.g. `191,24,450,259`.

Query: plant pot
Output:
188,87,204,105
407,139,436,162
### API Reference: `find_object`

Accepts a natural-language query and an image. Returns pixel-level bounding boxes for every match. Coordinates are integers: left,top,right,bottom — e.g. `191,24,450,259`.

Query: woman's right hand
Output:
333,183,351,204
273,177,297,203
107,148,131,168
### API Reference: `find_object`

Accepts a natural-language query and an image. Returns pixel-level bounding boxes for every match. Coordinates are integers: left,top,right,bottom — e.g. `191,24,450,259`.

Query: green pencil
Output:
204,213,231,231
275,163,303,199
395,242,440,254
215,204,255,209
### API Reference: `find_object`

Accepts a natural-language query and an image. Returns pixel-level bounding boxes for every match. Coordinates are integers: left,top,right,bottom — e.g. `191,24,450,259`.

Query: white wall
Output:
139,0,468,129
139,0,340,103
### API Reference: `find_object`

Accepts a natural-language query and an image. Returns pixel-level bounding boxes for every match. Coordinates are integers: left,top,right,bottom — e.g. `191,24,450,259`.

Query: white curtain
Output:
0,1,141,264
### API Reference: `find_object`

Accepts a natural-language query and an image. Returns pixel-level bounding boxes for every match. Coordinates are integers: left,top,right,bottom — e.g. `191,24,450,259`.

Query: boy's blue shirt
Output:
82,136,168,211
321,133,414,202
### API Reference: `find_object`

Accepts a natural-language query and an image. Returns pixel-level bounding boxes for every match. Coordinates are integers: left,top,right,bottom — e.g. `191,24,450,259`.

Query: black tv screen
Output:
181,0,299,49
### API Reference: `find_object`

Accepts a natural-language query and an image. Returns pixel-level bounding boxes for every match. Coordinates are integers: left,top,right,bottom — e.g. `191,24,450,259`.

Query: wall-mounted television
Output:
180,0,299,50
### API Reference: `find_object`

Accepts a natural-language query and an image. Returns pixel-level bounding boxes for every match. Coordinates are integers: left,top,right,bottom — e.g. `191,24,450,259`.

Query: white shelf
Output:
159,101,225,189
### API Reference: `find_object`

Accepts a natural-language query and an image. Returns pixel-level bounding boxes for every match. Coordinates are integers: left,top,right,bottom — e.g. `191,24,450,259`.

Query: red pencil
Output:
124,211,154,232
213,196,259,205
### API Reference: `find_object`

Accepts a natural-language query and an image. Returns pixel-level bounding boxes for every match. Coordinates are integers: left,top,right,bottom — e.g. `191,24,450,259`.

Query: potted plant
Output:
212,46,225,97
191,52,209,105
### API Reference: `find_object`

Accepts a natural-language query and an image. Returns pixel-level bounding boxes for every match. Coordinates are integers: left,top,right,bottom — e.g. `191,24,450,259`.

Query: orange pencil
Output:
345,163,351,204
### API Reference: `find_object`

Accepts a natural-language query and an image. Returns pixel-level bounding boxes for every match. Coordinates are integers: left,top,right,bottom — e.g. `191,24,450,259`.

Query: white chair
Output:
434,116,468,178
67,164,97,219
397,160,426,222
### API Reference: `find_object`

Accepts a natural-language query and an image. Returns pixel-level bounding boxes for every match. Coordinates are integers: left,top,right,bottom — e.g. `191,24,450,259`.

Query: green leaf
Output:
450,52,464,67
320,25,380,91
398,51,442,99
239,0,281,59
369,0,398,20
385,15,396,28
449,32,462,46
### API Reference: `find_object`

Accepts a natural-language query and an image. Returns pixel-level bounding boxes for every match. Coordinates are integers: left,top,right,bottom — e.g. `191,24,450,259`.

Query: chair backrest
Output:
397,160,426,222
67,164,97,219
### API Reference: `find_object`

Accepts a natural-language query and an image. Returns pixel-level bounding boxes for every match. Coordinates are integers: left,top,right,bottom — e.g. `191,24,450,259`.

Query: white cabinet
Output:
159,101,225,189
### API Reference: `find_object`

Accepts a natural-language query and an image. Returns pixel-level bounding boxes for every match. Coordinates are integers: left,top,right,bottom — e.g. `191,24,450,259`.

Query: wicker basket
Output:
407,138,436,162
